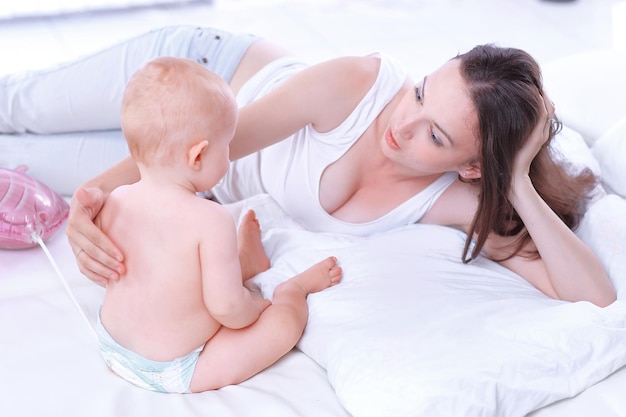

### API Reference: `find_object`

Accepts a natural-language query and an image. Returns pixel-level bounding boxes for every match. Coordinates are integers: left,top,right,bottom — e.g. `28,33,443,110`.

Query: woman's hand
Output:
511,93,556,183
66,187,125,286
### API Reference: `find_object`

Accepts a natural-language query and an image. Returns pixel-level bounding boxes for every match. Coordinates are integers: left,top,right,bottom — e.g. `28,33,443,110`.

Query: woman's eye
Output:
430,130,443,146
414,85,422,102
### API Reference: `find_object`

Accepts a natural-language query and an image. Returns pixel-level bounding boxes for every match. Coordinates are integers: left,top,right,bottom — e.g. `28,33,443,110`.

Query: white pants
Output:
0,26,258,194
0,26,257,134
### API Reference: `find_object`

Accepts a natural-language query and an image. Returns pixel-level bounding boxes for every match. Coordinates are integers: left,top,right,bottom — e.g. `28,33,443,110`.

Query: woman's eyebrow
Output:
423,75,455,145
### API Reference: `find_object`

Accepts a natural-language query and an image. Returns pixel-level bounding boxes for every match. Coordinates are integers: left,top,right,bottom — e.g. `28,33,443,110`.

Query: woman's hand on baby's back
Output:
66,187,125,286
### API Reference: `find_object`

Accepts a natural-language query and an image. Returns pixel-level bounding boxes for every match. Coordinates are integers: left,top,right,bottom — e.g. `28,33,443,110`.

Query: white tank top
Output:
212,53,457,236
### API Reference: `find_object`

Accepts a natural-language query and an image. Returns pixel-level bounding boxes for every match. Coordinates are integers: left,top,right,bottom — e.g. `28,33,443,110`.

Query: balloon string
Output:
32,232,98,341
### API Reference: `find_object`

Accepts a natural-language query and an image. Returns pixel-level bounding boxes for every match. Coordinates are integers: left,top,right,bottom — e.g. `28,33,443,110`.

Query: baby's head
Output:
121,57,238,168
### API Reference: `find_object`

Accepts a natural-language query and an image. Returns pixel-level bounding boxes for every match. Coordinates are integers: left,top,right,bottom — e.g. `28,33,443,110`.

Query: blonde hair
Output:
121,57,237,166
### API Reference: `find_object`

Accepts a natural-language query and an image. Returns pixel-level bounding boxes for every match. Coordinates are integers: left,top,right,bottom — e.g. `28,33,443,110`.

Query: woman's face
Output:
382,58,481,179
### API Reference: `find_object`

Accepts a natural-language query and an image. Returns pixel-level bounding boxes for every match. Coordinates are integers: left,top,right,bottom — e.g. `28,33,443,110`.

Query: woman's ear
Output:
187,140,209,170
460,162,481,180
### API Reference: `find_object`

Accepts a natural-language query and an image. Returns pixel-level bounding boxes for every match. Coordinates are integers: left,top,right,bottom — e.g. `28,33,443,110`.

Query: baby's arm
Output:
200,205,271,329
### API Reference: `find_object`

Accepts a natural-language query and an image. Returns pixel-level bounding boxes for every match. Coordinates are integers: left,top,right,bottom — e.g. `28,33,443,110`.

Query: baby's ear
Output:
187,140,209,169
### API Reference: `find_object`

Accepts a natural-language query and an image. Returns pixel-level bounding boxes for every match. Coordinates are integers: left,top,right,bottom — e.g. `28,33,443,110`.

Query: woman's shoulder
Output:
281,55,386,133
322,52,406,85
311,54,382,88
310,53,408,116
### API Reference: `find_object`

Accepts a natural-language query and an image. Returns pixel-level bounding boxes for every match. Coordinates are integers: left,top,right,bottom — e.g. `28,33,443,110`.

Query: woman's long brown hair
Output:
457,44,596,262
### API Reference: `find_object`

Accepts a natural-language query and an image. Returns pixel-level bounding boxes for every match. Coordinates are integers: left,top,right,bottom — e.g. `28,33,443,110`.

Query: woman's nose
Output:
393,115,419,140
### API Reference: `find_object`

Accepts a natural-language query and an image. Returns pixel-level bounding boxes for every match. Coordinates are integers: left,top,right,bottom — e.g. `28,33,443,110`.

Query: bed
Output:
1,50,626,417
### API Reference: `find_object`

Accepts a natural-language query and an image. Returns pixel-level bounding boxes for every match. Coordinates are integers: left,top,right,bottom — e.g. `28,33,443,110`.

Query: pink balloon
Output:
0,168,69,249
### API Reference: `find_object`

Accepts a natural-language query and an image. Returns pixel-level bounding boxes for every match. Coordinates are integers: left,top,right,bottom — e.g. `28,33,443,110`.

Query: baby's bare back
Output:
98,185,227,361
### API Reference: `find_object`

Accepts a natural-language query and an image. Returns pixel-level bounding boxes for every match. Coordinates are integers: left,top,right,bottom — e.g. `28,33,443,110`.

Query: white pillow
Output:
550,124,600,177
576,194,626,296
542,50,626,145
591,117,626,198
239,195,626,417
550,124,606,210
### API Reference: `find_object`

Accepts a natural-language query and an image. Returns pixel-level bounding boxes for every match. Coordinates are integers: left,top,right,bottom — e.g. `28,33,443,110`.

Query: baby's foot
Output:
238,210,271,281
286,256,342,295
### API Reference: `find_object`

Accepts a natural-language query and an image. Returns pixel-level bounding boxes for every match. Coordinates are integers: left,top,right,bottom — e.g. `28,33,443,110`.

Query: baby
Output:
95,57,342,393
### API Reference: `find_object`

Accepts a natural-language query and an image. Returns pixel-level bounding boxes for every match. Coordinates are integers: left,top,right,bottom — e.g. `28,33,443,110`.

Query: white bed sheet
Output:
0,224,351,417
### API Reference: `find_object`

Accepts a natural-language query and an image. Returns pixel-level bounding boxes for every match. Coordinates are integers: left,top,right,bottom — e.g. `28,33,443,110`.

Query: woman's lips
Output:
385,128,400,150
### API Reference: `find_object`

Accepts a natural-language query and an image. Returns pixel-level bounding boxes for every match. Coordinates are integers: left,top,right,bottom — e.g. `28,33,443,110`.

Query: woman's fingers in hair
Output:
539,92,558,142
542,92,556,118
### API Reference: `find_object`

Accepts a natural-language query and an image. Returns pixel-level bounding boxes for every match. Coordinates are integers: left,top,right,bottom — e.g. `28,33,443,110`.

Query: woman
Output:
1,26,615,306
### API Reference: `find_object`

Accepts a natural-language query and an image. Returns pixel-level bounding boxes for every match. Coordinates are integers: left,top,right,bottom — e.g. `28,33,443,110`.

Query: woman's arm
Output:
230,55,381,160
426,182,616,306
502,98,615,306
422,152,615,306
496,192,615,307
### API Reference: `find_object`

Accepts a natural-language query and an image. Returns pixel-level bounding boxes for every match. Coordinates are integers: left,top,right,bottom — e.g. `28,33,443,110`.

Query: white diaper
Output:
96,314,204,393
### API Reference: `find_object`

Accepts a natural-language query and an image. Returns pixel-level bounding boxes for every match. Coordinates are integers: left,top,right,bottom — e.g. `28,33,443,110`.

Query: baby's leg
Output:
238,210,270,281
189,256,342,392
